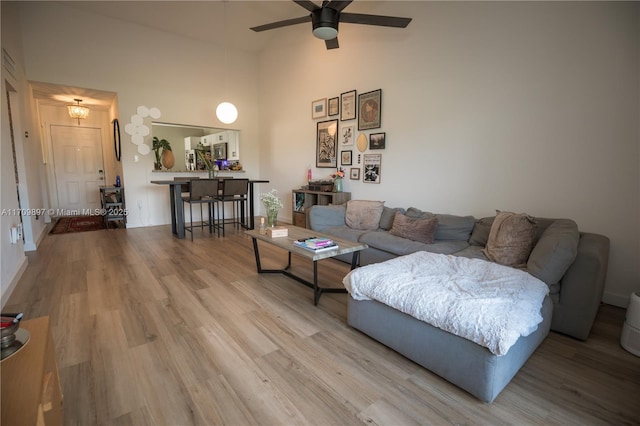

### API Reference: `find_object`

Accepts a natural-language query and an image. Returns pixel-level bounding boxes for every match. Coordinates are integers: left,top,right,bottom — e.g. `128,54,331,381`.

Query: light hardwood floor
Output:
4,224,640,425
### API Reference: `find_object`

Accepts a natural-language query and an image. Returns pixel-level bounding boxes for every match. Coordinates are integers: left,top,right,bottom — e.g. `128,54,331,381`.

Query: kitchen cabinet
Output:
227,131,240,161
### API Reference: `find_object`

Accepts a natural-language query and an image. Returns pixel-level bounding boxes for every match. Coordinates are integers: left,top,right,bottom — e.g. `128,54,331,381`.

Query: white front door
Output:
51,125,104,212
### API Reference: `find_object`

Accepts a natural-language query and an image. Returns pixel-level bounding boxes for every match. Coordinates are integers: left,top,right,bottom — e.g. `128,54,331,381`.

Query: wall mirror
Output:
152,122,240,171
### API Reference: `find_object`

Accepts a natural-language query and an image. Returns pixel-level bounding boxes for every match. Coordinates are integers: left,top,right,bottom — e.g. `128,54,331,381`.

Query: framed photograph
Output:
328,97,339,116
341,150,352,166
312,98,327,119
350,168,360,180
369,132,386,149
358,89,382,130
316,119,338,168
340,90,356,121
363,153,381,184
340,124,354,147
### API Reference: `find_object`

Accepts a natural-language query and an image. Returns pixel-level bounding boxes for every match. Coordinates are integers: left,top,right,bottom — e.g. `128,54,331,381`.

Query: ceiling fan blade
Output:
326,1,353,12
340,12,412,28
294,0,319,12
325,37,339,49
250,15,311,32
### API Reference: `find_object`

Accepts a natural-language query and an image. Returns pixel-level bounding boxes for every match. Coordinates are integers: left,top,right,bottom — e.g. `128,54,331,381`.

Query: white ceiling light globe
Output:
216,102,238,124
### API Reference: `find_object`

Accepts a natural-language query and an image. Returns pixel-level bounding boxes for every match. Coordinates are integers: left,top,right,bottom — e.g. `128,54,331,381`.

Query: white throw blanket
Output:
343,251,549,355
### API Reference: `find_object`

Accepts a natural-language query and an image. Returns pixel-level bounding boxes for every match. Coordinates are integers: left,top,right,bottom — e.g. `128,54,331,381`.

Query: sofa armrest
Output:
307,204,347,231
550,232,610,340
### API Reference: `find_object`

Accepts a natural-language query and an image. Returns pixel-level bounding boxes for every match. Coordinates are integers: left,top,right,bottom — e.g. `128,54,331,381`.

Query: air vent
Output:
2,48,16,79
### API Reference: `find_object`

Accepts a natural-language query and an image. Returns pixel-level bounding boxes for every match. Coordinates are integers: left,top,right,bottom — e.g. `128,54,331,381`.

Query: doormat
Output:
50,215,106,234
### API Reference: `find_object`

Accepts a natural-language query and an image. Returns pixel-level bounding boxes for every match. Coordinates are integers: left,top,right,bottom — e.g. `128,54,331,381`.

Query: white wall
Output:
17,1,262,230
256,2,640,306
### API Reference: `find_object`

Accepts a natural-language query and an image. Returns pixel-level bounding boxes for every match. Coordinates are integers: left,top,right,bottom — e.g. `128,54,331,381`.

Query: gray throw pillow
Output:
379,207,406,230
434,214,476,241
469,216,495,246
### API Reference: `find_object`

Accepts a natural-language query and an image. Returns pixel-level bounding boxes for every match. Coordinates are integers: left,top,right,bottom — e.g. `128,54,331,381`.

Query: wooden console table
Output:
1,316,63,426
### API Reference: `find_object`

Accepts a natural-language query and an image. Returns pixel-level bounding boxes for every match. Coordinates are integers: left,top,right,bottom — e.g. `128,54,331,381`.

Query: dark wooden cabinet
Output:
292,190,350,228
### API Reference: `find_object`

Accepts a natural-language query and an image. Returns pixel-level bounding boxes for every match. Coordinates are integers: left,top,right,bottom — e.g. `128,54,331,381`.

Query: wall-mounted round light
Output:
216,102,238,124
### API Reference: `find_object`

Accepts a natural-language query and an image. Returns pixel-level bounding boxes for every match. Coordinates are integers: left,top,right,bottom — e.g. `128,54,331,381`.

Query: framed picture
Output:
340,125,354,146
341,150,352,166
316,119,338,168
350,168,360,180
312,98,327,119
363,153,381,183
358,89,382,130
369,132,386,149
340,90,356,121
328,97,339,116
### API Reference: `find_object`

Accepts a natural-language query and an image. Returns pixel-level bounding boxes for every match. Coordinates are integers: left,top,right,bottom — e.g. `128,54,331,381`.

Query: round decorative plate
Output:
356,133,368,153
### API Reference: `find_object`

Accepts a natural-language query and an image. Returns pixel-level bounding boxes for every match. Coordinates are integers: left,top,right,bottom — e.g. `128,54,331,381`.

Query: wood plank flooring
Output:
4,224,640,425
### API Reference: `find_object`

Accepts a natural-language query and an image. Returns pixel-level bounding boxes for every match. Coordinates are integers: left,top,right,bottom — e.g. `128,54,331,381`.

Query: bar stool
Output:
174,176,199,196
182,179,218,241
215,178,248,236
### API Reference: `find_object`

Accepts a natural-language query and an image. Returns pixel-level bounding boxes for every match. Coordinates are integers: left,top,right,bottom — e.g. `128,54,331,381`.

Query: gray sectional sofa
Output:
307,202,610,402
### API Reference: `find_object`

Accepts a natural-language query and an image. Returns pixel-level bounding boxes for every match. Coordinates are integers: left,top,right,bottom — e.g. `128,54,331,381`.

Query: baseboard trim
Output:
603,291,630,308
1,256,28,309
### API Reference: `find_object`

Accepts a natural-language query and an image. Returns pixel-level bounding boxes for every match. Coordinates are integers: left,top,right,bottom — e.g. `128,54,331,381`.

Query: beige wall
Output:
4,1,639,307
256,2,639,306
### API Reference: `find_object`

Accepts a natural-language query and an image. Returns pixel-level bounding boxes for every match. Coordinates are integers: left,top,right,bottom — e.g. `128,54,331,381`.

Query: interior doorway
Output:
50,125,105,212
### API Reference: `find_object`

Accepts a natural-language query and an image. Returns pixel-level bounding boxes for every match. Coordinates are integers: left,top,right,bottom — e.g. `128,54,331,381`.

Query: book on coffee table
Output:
293,238,338,252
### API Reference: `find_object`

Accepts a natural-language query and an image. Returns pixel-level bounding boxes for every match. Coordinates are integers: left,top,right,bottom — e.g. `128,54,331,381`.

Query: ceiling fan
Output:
250,0,412,50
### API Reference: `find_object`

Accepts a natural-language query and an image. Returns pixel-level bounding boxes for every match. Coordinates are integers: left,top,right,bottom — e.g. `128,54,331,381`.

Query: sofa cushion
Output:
469,216,494,246
434,214,476,241
323,225,368,243
527,219,579,285
405,207,435,219
345,200,384,230
308,204,346,231
389,212,438,244
379,206,406,230
359,231,468,256
483,211,536,267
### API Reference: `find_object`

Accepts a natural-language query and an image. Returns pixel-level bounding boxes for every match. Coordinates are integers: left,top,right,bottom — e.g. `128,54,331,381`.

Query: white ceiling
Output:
31,1,409,108
58,0,399,54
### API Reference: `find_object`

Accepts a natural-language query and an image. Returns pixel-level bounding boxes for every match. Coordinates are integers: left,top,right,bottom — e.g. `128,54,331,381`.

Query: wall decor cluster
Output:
124,105,162,156
311,88,385,182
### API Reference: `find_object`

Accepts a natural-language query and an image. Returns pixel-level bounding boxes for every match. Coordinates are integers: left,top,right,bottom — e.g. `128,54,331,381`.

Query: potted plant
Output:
152,136,172,170
196,142,217,178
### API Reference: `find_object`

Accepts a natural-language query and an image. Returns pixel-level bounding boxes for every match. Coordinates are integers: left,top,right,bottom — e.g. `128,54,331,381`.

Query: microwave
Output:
213,142,227,160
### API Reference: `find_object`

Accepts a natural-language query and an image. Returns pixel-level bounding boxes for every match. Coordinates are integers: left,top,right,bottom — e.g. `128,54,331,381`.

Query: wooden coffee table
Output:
245,226,368,305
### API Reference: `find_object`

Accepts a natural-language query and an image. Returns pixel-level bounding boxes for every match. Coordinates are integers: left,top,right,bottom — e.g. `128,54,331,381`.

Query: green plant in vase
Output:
152,136,172,170
196,148,217,179
260,189,284,228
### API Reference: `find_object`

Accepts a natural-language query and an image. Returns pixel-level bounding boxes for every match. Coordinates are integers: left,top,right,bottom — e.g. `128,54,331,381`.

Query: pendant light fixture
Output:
67,98,90,125
216,1,238,125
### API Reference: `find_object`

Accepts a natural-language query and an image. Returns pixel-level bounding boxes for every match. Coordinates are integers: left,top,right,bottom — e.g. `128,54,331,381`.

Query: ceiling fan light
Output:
313,26,338,40
312,7,339,40
216,102,238,124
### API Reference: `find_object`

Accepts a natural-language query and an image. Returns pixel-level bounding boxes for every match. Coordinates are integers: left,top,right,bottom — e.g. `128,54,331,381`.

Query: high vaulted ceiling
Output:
29,1,408,109
59,0,400,54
